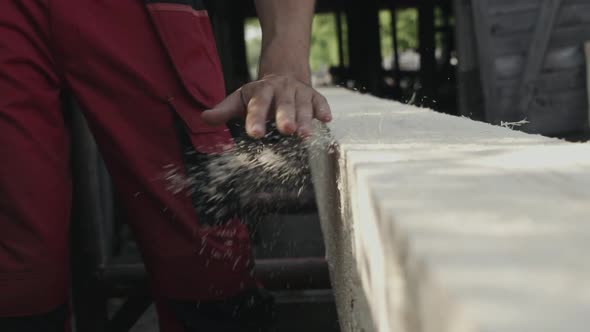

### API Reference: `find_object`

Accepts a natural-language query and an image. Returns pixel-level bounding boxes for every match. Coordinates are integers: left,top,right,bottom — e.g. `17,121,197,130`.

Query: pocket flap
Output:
146,1,226,110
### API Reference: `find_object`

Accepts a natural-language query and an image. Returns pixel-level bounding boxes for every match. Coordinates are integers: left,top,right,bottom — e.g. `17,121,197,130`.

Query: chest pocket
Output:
145,0,225,111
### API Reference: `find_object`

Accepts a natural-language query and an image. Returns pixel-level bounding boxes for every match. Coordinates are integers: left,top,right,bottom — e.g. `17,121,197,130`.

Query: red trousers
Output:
0,0,256,325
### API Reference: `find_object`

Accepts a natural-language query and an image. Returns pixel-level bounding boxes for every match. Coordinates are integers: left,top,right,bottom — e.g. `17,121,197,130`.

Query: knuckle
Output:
264,76,282,87
295,79,310,88
298,104,313,112
253,81,271,93
297,101,314,112
279,75,291,83
275,75,292,88
315,94,328,104
297,88,313,100
243,81,260,92
248,96,271,109
277,98,295,107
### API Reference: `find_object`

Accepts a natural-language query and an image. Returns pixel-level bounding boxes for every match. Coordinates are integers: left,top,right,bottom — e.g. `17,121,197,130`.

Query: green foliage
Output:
394,9,418,51
310,14,340,72
380,10,393,60
244,9,421,75
244,18,262,77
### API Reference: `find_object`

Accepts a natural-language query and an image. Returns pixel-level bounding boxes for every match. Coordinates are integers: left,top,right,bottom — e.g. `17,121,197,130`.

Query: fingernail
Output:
249,124,264,138
284,122,297,134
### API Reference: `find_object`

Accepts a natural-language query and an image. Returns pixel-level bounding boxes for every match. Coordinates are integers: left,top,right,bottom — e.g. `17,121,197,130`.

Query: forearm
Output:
254,0,315,83
203,0,331,136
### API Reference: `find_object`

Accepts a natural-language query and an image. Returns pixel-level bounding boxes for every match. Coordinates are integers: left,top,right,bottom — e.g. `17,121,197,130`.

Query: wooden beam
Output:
390,4,402,90
440,1,453,66
471,0,500,123
311,87,590,332
585,41,590,128
207,1,251,92
419,0,437,106
453,0,485,120
344,0,383,95
516,0,564,115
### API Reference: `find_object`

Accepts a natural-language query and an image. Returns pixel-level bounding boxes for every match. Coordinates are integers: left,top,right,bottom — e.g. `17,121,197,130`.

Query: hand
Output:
202,74,332,138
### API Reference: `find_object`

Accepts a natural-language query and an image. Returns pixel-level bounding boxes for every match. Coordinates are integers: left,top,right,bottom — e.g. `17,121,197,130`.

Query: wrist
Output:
258,39,311,84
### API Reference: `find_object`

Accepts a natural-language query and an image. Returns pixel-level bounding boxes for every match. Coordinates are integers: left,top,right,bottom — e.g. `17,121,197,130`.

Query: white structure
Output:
310,88,590,332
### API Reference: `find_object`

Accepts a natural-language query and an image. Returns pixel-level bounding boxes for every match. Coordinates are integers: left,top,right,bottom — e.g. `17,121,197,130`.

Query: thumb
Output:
201,89,246,125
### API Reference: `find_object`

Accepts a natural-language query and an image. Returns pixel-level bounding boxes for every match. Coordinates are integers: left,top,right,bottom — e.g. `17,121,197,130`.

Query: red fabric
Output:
0,0,256,325
156,301,186,332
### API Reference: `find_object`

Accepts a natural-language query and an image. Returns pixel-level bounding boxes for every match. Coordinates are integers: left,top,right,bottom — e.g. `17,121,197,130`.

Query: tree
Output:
310,14,339,72
244,10,420,76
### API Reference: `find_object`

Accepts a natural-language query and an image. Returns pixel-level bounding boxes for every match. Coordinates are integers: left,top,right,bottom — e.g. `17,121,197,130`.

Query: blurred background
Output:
68,1,590,331
206,0,590,140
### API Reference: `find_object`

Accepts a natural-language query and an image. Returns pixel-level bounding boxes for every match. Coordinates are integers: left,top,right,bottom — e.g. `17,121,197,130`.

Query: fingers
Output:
203,75,332,139
312,92,332,123
275,86,297,135
201,89,246,125
295,88,313,137
244,83,274,138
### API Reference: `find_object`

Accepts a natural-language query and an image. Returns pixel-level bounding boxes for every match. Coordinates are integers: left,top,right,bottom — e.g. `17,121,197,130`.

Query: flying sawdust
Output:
163,126,335,225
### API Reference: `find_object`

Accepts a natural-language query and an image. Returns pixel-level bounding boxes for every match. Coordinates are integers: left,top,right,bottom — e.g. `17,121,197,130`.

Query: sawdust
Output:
500,118,530,130
162,125,336,224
